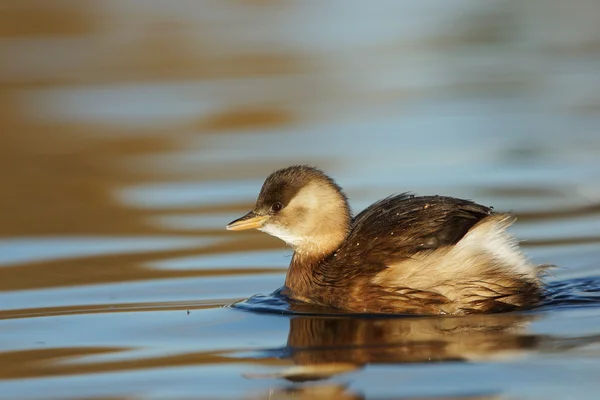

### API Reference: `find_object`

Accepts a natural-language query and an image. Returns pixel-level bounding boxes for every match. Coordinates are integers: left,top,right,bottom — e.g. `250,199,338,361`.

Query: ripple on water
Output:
148,250,289,271
0,236,218,267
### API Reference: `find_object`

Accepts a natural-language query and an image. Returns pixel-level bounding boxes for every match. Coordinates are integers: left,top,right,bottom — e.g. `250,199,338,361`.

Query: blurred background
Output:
1,1,600,399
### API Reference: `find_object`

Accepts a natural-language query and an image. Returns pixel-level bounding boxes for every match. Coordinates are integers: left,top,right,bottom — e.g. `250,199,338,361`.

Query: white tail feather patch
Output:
373,213,542,303
453,214,538,280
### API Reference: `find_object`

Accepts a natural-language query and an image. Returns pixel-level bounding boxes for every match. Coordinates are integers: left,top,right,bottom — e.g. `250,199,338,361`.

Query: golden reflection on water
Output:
0,346,289,380
0,3,302,389
0,235,283,291
0,0,299,293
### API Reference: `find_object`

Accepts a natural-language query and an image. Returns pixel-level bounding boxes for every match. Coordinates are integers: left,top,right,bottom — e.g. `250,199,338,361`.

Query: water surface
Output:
1,1,600,399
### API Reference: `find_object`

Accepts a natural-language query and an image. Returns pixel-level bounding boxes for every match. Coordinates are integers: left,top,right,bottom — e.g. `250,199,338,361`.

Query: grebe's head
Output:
227,165,351,257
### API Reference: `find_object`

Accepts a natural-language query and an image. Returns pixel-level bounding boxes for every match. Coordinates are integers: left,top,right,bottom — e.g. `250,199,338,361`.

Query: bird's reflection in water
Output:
249,383,500,400
247,383,363,400
286,313,537,366
245,309,599,399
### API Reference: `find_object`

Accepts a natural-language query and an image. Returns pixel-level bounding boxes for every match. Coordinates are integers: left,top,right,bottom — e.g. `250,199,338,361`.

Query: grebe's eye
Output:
271,202,283,213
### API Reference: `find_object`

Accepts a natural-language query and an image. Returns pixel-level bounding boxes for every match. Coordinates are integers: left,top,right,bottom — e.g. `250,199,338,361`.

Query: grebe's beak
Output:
226,211,269,231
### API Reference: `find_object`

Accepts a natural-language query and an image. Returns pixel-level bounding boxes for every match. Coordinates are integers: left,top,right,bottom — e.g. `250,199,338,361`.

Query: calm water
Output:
2,1,600,399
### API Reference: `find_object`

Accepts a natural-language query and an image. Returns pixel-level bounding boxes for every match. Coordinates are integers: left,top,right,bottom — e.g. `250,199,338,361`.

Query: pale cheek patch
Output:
259,223,303,247
287,182,342,216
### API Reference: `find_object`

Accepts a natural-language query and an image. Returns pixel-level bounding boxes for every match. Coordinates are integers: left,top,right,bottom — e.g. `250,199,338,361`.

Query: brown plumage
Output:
227,165,546,315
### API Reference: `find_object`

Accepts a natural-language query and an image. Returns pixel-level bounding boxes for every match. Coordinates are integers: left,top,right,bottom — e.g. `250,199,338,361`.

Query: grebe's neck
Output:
285,251,333,301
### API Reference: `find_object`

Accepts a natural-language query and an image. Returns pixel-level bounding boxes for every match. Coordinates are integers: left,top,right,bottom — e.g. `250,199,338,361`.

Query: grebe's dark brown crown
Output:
254,165,349,214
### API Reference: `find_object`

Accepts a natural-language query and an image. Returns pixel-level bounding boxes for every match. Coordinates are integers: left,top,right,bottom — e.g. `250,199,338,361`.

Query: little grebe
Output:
227,165,545,315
